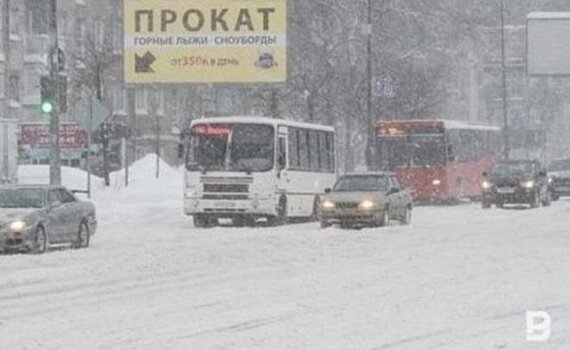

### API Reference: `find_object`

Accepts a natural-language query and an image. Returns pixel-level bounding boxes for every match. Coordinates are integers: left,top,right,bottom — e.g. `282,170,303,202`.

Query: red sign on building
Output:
20,123,88,149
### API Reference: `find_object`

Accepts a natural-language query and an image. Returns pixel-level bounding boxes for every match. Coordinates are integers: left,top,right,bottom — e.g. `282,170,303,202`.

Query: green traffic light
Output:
41,101,54,114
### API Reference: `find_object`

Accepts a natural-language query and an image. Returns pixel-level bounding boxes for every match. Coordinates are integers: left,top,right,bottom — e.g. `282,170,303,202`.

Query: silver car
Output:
320,172,413,228
0,185,97,254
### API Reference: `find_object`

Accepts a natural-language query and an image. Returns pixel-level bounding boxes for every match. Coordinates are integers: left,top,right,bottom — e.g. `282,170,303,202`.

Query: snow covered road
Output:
2,168,570,349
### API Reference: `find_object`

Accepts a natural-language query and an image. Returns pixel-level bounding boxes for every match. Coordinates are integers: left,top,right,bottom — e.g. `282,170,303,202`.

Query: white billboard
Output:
527,12,570,76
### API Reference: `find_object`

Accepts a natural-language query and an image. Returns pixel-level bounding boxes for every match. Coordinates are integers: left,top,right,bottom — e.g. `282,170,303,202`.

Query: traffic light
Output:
40,75,67,114
40,76,54,115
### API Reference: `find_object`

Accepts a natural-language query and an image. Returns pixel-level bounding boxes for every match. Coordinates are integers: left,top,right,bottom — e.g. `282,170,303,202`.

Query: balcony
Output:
25,35,49,64
24,34,66,65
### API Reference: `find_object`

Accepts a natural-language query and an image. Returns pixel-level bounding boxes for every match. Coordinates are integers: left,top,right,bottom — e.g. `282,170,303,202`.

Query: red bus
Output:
373,119,501,202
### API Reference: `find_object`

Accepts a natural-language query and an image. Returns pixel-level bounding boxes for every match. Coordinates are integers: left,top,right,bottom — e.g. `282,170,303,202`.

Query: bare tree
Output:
73,28,118,186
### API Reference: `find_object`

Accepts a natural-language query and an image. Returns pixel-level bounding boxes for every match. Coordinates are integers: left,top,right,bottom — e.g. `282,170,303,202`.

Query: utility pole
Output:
3,0,10,120
49,0,61,185
126,87,136,187
365,0,375,168
151,87,160,179
500,0,510,161
86,94,93,198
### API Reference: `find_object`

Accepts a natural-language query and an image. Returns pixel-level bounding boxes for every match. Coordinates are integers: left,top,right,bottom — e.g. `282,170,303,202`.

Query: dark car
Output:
481,160,551,208
320,172,413,228
547,158,570,200
0,185,97,254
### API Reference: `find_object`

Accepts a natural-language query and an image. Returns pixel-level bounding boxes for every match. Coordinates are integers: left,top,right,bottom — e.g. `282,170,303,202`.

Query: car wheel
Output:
378,206,390,227
400,205,412,225
194,214,212,228
268,196,287,226
74,221,90,249
320,218,331,229
31,226,47,254
530,191,540,208
542,190,551,207
311,196,321,221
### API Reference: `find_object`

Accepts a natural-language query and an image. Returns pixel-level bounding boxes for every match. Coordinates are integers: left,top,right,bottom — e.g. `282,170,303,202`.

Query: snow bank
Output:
17,155,183,221
18,154,182,195
18,165,102,191
109,154,182,192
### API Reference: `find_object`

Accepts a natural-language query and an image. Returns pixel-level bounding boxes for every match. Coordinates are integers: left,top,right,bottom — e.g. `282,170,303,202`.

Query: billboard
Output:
20,123,88,149
123,0,287,84
527,12,570,76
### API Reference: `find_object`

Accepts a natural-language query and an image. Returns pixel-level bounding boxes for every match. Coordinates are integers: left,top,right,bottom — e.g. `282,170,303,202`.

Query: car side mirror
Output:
324,188,331,194
389,188,399,195
482,171,488,178
49,200,62,209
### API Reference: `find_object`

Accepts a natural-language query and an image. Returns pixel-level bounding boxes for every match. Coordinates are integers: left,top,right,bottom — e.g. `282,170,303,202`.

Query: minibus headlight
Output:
359,200,376,210
322,200,335,209
521,181,535,189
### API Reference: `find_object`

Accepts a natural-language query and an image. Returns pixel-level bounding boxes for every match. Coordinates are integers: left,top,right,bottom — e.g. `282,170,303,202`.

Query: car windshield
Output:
333,176,387,192
186,123,274,172
0,188,45,208
548,159,570,172
491,162,535,177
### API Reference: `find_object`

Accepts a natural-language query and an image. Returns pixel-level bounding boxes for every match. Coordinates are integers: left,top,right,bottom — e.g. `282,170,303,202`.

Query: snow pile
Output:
18,165,101,191
16,155,183,222
109,154,182,192
96,154,183,221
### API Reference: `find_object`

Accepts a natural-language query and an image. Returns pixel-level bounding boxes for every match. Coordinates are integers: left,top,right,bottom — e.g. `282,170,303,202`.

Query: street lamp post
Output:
365,0,375,168
49,0,61,185
500,0,510,160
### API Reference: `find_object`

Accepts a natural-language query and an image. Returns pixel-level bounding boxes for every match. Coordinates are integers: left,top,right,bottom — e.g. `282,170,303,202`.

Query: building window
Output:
27,1,49,35
156,90,165,115
58,11,68,38
75,19,86,60
10,6,21,38
135,88,147,112
0,73,4,98
94,20,105,49
24,71,39,97
112,23,122,53
9,75,20,102
112,86,124,112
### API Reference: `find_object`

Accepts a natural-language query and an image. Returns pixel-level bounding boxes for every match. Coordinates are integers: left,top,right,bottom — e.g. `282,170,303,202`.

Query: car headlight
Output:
322,200,335,209
432,179,442,186
521,181,535,189
481,181,493,190
9,220,26,232
359,200,376,210
548,177,553,184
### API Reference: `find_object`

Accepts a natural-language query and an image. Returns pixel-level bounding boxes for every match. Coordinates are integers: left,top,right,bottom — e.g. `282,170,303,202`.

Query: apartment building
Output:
1,0,184,167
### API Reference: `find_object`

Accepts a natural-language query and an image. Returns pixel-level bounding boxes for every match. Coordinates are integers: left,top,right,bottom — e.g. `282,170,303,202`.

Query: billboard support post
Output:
500,0,509,161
